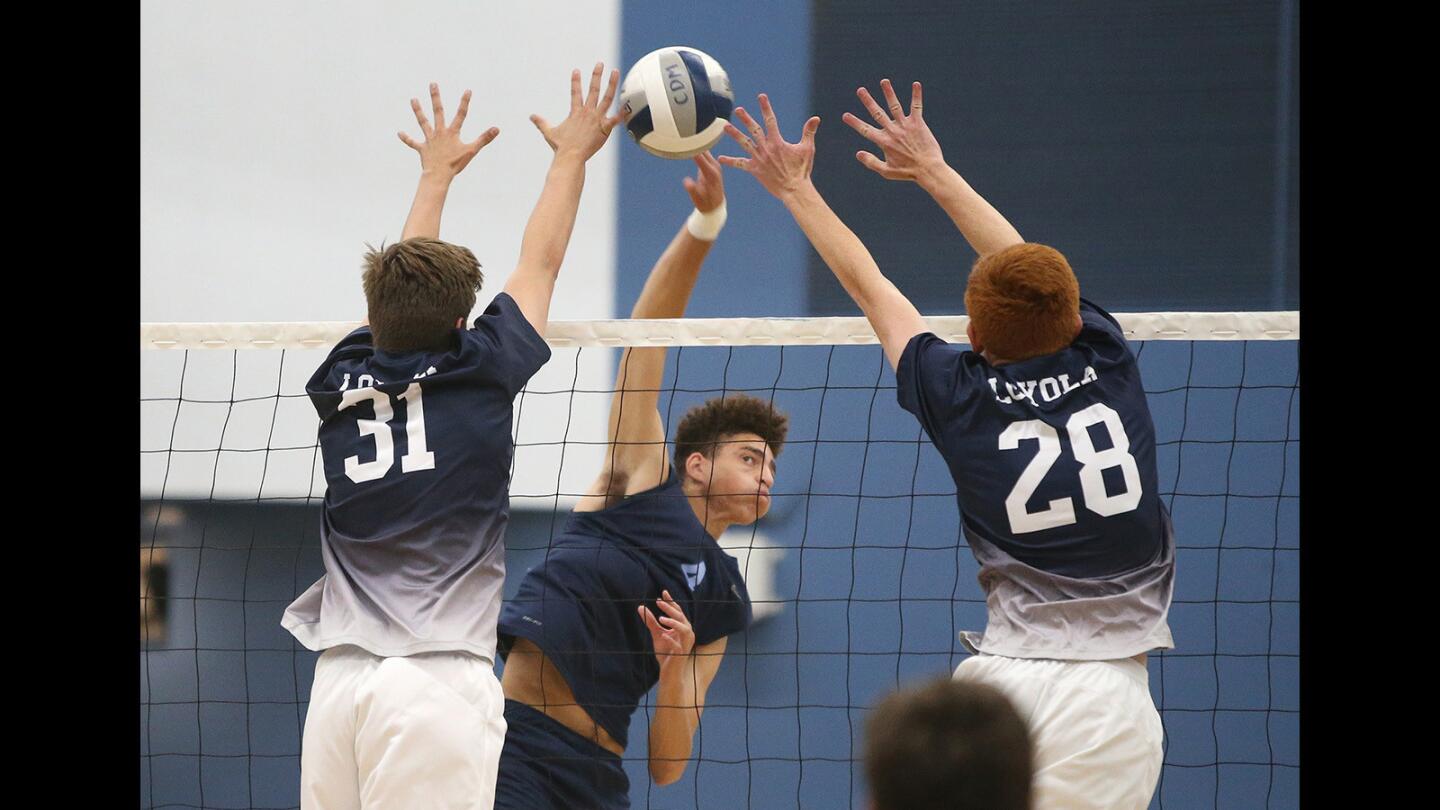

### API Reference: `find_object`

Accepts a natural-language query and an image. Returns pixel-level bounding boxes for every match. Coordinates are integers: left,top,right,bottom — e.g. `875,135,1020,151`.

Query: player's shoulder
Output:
1073,298,1133,365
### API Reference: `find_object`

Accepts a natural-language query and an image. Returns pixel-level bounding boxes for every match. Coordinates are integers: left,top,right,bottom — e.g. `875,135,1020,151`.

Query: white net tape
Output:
141,311,1299,351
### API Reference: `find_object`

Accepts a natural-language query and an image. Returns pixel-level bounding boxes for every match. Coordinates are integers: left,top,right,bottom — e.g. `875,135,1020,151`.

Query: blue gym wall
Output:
140,1,1299,807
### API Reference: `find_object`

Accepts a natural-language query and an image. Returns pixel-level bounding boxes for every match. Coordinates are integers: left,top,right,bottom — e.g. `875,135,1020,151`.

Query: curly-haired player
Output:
494,152,788,809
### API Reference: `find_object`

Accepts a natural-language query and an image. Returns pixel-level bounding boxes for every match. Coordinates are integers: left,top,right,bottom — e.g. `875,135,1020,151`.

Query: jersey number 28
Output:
999,403,1142,534
337,384,435,483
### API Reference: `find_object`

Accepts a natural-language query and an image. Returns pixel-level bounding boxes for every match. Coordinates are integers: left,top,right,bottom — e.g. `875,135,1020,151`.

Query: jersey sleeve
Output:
1076,297,1134,366
896,332,980,453
464,292,553,397
305,326,374,418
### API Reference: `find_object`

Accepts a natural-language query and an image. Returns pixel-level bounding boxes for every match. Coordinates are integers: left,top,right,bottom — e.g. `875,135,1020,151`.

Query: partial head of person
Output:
362,238,483,354
672,394,788,526
964,242,1082,366
865,677,1033,810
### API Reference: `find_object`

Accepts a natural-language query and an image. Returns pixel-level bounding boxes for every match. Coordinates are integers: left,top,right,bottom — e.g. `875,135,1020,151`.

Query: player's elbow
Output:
648,756,687,786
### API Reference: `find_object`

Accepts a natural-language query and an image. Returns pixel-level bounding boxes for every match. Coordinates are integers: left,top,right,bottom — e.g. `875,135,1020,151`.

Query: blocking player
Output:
865,677,1032,810
719,83,1173,810
281,66,622,809
493,152,787,809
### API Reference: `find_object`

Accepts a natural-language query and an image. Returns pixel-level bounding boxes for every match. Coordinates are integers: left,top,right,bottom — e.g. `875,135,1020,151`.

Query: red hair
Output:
964,243,1080,361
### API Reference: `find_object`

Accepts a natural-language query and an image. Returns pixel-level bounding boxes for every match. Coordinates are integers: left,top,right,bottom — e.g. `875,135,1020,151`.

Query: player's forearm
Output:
630,226,712,320
780,182,887,309
514,154,588,283
648,658,702,785
779,182,926,367
400,171,454,241
915,163,1024,256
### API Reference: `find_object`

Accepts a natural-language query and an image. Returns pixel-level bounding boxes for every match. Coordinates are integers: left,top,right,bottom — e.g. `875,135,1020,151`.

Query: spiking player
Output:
281,66,622,809
493,152,788,809
720,83,1172,809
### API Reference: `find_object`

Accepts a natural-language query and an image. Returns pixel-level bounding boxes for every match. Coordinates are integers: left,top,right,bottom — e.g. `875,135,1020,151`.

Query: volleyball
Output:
619,46,734,159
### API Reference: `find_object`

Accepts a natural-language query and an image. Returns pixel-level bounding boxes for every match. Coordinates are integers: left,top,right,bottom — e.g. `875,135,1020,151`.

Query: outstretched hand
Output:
398,83,499,179
531,62,624,161
683,152,726,212
717,94,820,200
841,79,946,182
639,590,696,670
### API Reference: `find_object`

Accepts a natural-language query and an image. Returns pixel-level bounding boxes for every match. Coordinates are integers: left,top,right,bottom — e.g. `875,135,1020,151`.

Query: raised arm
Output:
504,63,624,334
576,154,728,511
639,592,727,786
397,83,501,240
719,95,927,370
842,79,1023,256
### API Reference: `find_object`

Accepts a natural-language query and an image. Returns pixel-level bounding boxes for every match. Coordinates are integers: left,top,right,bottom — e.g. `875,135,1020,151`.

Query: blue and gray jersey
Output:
282,292,550,661
897,298,1174,660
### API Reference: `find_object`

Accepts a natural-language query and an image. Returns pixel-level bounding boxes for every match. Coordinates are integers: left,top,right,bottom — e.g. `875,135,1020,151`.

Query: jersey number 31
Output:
338,384,435,483
999,403,1142,534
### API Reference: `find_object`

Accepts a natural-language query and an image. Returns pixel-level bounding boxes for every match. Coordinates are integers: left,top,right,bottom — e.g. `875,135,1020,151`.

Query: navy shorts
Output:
493,699,631,810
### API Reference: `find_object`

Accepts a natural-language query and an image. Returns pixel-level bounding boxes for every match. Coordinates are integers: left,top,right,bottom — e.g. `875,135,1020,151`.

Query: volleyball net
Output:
140,311,1299,809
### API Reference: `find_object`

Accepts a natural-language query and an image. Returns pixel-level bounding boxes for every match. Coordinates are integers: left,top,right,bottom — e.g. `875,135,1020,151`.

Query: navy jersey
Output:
282,292,550,661
897,298,1174,659
498,475,752,750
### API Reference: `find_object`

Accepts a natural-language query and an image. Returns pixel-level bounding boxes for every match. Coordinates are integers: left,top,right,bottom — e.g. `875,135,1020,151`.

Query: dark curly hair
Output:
672,393,788,471
362,237,483,353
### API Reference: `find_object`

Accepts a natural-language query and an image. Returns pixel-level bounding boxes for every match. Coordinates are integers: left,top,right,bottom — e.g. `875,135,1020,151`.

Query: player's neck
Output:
680,478,730,539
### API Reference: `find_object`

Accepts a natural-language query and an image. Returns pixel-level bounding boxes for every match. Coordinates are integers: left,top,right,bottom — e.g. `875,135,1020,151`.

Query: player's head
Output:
362,238,483,353
673,394,788,525
865,677,1032,810
964,242,1082,364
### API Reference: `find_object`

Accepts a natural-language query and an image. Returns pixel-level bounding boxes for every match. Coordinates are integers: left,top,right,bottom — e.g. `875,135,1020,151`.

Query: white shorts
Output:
953,654,1163,810
300,645,507,810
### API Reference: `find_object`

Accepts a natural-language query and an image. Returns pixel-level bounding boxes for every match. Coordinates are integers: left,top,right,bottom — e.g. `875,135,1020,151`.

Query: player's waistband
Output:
503,699,624,764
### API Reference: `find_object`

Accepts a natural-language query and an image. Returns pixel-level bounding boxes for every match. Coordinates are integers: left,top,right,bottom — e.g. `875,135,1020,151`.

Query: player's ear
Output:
966,322,984,355
685,451,710,486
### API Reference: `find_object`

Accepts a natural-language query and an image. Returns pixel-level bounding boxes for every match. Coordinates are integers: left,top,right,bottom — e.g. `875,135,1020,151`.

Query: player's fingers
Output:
733,106,765,141
584,62,603,108
697,150,722,175
430,83,446,130
841,112,879,142
723,123,755,154
599,68,620,112
452,89,472,130
758,93,780,139
909,81,924,118
472,126,500,151
601,112,625,136
530,114,552,139
638,605,663,633
569,68,583,110
715,154,751,172
410,98,432,135
800,116,820,147
856,150,901,179
683,176,705,209
856,87,891,128
880,78,905,119
657,592,687,619
397,131,421,151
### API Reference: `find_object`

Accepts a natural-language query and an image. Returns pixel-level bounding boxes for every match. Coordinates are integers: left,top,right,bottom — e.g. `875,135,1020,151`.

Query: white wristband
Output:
685,201,727,241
